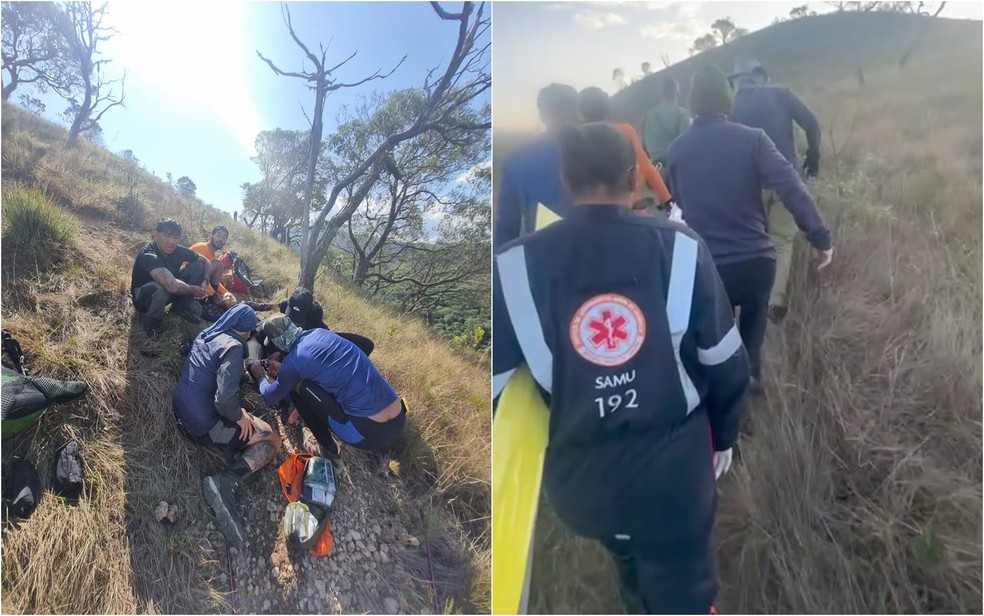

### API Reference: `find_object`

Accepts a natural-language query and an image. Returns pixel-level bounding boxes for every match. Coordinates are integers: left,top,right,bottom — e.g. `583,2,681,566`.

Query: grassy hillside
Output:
1,103,490,613
493,12,982,614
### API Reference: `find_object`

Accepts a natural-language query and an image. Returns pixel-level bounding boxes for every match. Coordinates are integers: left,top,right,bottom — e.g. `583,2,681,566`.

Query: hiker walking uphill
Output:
577,86,675,214
171,304,283,546
130,218,211,341
729,57,822,321
493,123,750,614
666,65,833,394
494,83,581,249
250,315,406,462
643,77,691,173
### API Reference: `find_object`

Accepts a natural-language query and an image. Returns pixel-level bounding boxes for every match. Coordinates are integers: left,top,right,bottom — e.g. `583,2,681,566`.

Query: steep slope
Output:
495,12,982,614
1,103,491,614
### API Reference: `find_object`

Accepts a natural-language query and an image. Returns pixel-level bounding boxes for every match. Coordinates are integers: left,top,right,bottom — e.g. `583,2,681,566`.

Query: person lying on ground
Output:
249,287,374,361
577,86,675,214
492,122,750,615
171,304,282,547
130,218,211,341
666,64,832,395
249,314,405,463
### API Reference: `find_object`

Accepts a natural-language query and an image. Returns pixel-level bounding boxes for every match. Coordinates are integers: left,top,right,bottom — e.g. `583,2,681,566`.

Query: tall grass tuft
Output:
2,182,76,276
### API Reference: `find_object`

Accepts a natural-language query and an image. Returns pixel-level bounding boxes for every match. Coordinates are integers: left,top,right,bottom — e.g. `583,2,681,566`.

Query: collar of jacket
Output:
693,114,728,126
571,203,633,219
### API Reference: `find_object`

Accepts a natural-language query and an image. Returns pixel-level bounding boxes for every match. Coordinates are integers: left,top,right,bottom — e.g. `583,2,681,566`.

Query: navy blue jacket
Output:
666,116,831,265
493,204,749,544
494,133,573,250
732,84,820,167
173,332,246,436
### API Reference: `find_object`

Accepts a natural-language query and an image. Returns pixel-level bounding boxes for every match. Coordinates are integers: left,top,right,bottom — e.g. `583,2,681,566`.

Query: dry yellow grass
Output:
494,13,981,615
1,102,490,613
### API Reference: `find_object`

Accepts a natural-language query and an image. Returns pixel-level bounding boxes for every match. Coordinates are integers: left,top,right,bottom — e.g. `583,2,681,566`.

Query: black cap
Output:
286,287,314,323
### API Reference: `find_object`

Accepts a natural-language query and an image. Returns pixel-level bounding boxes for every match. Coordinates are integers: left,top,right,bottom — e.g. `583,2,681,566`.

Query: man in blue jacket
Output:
493,83,580,249
667,64,832,393
729,58,822,321
250,315,406,462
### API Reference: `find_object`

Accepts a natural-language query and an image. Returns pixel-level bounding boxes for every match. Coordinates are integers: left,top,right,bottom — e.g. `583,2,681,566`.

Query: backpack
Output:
220,252,270,298
53,441,84,498
277,453,336,552
1,459,41,519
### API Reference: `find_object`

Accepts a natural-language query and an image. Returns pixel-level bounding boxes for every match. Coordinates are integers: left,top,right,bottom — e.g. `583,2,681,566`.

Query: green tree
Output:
175,176,197,198
1,1,77,102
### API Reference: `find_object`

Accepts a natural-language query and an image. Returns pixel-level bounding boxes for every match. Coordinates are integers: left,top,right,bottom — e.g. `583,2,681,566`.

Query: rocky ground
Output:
191,389,441,614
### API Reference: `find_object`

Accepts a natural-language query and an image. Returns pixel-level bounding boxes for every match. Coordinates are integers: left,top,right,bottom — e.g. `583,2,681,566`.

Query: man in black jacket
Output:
492,123,750,614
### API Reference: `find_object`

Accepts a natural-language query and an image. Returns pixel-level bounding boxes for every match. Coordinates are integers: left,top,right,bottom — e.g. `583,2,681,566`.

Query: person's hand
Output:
713,448,733,480
236,410,255,442
803,156,819,179
264,358,282,378
191,286,209,300
811,247,833,271
249,360,266,382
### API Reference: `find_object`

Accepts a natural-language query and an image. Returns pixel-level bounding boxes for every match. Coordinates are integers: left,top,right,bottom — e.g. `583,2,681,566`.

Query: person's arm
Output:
627,127,673,205
147,266,207,297
214,344,245,422
756,131,831,252
689,238,750,452
491,258,524,413
782,88,821,175
258,358,301,406
494,162,523,251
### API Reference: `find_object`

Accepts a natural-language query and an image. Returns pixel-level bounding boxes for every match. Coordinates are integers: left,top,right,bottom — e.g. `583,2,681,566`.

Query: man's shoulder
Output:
189,242,209,254
493,216,571,259
503,134,557,168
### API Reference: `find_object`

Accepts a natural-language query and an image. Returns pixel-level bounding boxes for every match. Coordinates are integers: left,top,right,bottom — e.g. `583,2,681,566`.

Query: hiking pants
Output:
174,412,281,480
132,261,207,323
715,257,776,380
290,381,406,455
600,532,717,614
765,191,797,309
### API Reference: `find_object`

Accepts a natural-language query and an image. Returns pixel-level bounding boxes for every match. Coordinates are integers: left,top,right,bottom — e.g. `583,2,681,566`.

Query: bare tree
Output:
690,33,718,55
1,2,77,102
59,1,125,146
257,3,405,285
660,53,672,68
286,2,490,290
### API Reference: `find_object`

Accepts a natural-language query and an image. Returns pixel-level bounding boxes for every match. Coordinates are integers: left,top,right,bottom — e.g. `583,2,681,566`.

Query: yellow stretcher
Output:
492,204,560,615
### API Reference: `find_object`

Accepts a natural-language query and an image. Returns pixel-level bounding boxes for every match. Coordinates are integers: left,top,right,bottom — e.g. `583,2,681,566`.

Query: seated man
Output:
171,304,282,546
188,225,275,321
249,314,405,462
131,218,211,340
189,225,236,311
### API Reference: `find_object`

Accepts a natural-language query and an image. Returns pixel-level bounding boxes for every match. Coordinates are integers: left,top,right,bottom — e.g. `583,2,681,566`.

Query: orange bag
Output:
277,453,312,503
310,519,334,556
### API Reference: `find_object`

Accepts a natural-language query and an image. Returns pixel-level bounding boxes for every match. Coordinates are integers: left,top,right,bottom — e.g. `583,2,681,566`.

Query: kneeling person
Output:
172,304,282,546
251,314,405,460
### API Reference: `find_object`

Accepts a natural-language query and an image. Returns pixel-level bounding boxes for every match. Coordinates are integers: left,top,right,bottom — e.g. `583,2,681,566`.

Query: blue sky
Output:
10,1,485,215
493,1,984,131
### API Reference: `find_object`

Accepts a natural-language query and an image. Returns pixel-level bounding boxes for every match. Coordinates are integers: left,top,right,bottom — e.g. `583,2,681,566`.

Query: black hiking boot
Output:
177,308,202,324
202,474,246,547
141,317,163,342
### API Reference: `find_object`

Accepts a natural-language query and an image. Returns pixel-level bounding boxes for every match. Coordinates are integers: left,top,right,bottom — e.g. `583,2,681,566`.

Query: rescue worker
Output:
172,304,282,546
494,83,580,249
643,77,691,173
666,65,832,394
729,57,821,321
577,86,675,215
492,122,750,614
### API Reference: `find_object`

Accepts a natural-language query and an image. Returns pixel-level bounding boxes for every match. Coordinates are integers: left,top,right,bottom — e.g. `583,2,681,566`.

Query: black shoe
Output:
178,308,202,324
768,305,788,323
141,318,163,341
202,474,246,547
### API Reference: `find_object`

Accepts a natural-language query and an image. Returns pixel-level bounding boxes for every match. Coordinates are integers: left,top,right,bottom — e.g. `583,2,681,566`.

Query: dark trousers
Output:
132,261,207,323
290,381,406,455
601,533,717,614
714,257,776,380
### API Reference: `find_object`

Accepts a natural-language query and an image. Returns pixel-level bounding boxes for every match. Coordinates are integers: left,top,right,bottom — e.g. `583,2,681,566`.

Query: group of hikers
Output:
493,58,830,614
129,219,407,546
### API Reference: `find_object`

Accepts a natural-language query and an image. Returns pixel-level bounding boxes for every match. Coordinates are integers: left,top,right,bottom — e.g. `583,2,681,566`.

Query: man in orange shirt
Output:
577,86,676,216
189,226,237,310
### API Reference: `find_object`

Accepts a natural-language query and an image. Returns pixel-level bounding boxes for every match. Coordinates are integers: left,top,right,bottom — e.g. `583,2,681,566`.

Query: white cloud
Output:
639,20,702,42
573,11,628,30
455,160,491,185
585,1,676,10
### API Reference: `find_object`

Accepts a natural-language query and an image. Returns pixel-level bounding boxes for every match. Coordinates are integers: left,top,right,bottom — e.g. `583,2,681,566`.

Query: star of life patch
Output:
569,293,646,367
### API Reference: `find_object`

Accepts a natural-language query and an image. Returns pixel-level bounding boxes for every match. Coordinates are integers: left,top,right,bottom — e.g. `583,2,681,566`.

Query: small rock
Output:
407,536,420,548
356,540,366,552
381,543,389,552
384,597,400,613
349,530,363,542
272,566,279,579
153,501,170,523
372,523,382,535
166,504,178,523
379,551,389,563
262,599,271,611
